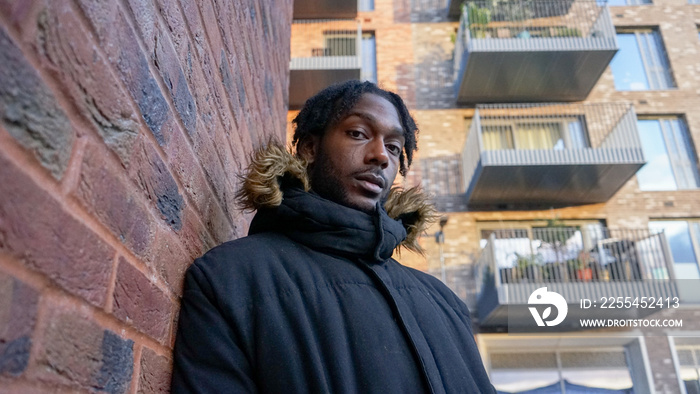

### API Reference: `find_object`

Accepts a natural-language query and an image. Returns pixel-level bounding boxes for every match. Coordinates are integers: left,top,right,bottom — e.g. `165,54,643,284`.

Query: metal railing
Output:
461,102,643,196
453,0,616,79
474,226,677,303
290,19,362,70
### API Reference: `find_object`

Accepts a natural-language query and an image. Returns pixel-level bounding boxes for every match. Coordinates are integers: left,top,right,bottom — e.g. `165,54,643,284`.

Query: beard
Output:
308,147,388,214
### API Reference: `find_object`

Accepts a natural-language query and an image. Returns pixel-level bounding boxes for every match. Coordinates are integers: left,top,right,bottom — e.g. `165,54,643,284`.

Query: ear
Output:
297,135,319,165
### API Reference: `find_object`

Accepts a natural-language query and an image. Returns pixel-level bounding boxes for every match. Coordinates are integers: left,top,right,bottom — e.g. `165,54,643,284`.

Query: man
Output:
171,80,495,393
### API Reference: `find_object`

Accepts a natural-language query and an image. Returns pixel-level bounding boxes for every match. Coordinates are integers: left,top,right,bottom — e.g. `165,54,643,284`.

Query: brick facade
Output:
0,0,292,392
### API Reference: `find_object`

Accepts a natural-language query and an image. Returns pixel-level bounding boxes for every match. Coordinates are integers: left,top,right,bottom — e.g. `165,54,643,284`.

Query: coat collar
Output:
236,144,436,258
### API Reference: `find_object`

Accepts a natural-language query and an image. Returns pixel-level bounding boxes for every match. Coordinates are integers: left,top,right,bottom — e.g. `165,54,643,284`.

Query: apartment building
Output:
288,0,700,392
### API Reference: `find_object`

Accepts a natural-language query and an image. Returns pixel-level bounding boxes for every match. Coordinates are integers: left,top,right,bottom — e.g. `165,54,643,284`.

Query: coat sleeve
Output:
171,261,256,393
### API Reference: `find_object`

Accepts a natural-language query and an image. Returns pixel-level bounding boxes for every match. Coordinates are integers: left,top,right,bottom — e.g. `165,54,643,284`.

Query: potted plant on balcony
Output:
566,255,592,282
514,252,542,283
464,2,492,39
551,26,582,38
536,216,578,281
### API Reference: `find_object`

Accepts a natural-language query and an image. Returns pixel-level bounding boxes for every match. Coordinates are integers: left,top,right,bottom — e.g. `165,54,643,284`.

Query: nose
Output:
365,138,389,169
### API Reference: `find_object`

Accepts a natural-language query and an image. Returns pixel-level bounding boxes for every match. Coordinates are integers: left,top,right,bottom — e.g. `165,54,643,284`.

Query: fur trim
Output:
236,144,310,212
385,186,438,255
236,144,437,254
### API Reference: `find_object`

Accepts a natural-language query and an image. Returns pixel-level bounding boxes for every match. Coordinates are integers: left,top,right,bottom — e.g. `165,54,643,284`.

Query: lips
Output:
355,173,385,195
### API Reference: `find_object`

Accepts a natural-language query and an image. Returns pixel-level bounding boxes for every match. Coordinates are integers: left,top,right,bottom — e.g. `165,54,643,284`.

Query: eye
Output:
386,143,402,156
347,130,367,139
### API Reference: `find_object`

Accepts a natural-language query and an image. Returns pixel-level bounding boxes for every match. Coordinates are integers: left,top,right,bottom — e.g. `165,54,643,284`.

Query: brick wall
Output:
0,0,291,392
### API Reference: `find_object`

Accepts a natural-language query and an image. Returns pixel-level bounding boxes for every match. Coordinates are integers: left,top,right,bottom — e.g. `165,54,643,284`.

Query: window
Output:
611,29,675,90
606,0,651,5
481,117,588,151
636,117,700,191
359,0,375,11
490,349,635,393
649,220,700,280
690,0,700,4
361,33,377,83
674,339,700,394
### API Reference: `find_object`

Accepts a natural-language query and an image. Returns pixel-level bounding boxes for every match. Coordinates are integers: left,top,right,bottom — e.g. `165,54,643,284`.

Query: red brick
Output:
0,153,114,307
123,0,196,138
0,0,34,32
0,25,73,180
34,0,140,167
187,124,238,218
197,0,250,141
128,135,185,231
153,31,197,137
159,123,234,243
123,0,159,53
112,257,172,342
162,121,209,213
31,308,133,392
0,271,39,377
74,0,170,146
176,207,213,262
74,143,156,260
148,0,252,190
137,348,171,394
146,229,189,297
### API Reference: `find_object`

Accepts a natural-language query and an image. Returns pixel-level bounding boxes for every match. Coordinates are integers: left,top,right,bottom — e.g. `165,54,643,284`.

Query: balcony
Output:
474,226,679,330
453,0,618,103
289,19,362,109
461,103,646,207
293,0,357,19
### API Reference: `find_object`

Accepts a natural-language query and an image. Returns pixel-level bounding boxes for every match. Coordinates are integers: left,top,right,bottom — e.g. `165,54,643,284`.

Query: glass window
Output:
359,0,375,11
677,346,700,394
649,220,700,279
611,29,675,90
491,349,635,393
480,118,587,151
361,33,377,83
636,117,700,191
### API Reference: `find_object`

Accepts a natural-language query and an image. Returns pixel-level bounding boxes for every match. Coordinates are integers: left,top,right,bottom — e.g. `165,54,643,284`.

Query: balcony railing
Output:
290,19,362,71
453,0,618,102
473,226,679,327
289,19,362,108
461,102,646,205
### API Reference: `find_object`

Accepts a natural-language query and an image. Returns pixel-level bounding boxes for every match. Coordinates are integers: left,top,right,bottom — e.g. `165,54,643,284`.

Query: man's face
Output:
302,93,405,213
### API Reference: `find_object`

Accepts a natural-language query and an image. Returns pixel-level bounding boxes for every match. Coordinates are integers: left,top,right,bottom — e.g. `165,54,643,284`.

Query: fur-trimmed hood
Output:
236,144,436,255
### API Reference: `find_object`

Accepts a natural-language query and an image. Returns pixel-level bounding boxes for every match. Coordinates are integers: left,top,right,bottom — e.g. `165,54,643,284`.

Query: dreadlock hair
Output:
291,80,418,177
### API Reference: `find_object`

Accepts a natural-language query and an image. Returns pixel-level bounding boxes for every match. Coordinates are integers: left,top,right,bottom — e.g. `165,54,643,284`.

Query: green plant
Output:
464,3,492,38
551,27,582,37
464,3,491,26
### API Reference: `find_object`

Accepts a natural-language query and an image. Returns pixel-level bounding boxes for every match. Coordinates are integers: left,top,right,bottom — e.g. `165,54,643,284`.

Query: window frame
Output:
479,116,589,151
649,218,700,279
636,115,700,191
489,347,635,393
613,27,676,91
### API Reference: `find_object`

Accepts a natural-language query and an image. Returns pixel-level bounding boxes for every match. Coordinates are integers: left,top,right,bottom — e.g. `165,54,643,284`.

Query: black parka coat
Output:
171,146,495,394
